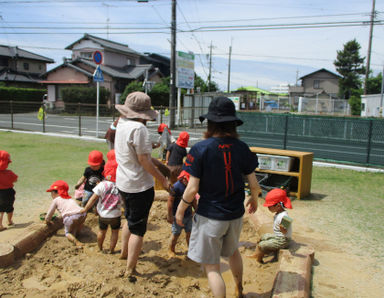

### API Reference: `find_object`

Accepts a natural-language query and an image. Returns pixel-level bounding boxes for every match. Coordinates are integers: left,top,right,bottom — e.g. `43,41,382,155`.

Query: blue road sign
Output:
93,51,103,64
93,65,104,82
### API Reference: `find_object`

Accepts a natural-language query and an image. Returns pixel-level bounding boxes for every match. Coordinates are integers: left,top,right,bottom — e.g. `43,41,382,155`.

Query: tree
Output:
120,81,144,103
334,39,366,99
365,72,383,94
194,74,219,92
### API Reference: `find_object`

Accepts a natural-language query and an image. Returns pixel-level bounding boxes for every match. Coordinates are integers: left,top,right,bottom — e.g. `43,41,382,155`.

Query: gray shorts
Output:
187,214,243,264
258,233,290,252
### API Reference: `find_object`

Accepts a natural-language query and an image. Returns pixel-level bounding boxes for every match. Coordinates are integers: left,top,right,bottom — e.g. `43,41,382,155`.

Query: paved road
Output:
0,113,205,146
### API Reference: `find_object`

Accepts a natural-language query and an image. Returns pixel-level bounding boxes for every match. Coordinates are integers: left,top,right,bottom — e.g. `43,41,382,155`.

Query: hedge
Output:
0,87,46,102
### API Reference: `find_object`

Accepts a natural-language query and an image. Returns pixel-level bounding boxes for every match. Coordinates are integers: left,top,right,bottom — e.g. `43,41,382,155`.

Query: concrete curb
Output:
0,218,63,267
248,209,314,298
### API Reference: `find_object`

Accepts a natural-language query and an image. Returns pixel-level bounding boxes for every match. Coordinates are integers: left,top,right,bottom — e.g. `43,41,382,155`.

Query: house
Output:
0,45,54,88
288,68,341,100
40,34,170,106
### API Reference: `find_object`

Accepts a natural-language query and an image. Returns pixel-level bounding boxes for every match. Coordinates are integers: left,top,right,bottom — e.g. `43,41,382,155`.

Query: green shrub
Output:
0,87,46,102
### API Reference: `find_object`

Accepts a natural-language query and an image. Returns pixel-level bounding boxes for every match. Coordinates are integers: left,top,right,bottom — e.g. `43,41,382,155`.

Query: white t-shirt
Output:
92,181,121,218
115,118,154,193
273,210,292,239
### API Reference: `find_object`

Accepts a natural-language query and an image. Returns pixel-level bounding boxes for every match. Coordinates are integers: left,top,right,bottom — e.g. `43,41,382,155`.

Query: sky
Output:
0,0,383,91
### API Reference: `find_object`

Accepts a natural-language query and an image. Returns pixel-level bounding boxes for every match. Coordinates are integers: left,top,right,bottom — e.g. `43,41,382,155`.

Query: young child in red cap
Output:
166,131,190,183
0,150,18,231
75,150,105,208
156,123,175,160
81,150,122,254
167,170,197,258
248,188,293,263
45,180,87,246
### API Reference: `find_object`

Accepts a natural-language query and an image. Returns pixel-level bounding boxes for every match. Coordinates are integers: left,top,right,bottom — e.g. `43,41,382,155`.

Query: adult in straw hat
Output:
114,91,172,281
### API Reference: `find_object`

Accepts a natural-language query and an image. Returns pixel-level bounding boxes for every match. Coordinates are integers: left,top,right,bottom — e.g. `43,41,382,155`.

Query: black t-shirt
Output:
167,143,187,166
83,166,104,192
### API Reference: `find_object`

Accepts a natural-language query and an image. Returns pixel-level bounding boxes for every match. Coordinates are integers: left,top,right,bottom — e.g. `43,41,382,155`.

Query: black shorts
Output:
98,216,121,230
119,187,154,237
0,188,15,213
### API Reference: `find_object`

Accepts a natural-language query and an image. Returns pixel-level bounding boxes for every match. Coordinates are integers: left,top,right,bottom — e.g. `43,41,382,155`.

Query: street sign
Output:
93,51,103,65
176,51,194,89
93,65,104,82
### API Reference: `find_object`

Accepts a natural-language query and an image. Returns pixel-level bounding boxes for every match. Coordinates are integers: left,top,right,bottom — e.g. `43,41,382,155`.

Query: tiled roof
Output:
0,45,54,63
0,69,42,83
65,34,142,56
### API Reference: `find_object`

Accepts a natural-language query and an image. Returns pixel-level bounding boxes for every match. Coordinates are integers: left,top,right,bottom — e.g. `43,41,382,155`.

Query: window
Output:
361,103,365,111
313,80,321,89
127,58,132,65
23,63,29,70
80,52,92,59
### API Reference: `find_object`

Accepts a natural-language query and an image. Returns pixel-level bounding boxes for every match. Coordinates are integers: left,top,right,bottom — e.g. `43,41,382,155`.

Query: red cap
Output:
106,149,116,161
0,150,11,171
88,150,103,166
177,170,190,182
176,131,189,148
103,159,118,182
158,123,171,134
263,188,292,209
46,180,71,199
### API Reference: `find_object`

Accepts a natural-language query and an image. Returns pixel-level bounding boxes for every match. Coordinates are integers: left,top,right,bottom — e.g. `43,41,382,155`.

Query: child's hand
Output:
45,220,53,225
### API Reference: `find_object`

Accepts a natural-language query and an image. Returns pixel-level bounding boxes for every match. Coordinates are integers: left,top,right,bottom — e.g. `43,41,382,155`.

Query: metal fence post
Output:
190,94,195,128
42,104,46,133
10,100,14,129
78,103,82,136
283,115,289,149
366,119,373,164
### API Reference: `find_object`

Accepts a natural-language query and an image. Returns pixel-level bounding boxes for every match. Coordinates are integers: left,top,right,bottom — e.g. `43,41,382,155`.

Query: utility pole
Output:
169,0,177,128
227,40,232,93
208,41,213,92
364,0,376,95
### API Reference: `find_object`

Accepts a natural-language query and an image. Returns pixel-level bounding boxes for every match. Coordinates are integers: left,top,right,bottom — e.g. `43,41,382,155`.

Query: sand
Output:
1,194,384,297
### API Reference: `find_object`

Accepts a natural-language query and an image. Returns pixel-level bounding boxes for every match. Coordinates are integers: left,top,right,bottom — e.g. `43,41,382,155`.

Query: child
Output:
0,150,18,231
45,180,87,246
166,131,189,183
81,150,122,254
248,188,293,263
167,170,197,258
157,123,175,160
75,150,104,207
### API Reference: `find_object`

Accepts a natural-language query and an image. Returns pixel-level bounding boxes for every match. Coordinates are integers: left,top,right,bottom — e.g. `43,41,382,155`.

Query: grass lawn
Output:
1,130,384,261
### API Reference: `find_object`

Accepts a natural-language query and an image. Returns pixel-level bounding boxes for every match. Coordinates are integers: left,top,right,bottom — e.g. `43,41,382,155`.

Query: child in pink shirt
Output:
45,180,87,246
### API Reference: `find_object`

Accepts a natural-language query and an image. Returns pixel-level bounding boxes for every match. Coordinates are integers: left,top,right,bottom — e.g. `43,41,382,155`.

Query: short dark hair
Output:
204,120,239,139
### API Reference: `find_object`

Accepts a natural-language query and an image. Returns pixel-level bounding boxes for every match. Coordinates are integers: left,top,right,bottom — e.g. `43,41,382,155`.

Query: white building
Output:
270,83,289,94
361,94,383,117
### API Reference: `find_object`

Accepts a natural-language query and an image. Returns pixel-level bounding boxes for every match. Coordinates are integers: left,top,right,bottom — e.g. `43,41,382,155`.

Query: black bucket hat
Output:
199,96,243,126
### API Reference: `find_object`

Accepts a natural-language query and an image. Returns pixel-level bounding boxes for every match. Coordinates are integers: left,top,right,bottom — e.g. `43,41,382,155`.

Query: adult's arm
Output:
245,172,262,214
138,153,170,191
175,175,200,226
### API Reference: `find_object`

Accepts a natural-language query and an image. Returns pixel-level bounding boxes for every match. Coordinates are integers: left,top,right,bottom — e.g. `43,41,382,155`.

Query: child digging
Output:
81,150,122,254
167,170,197,258
0,150,18,231
248,188,293,263
45,180,87,247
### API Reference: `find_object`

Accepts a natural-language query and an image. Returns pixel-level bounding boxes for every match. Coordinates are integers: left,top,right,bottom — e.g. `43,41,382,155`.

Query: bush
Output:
0,87,46,102
61,86,110,104
349,95,361,116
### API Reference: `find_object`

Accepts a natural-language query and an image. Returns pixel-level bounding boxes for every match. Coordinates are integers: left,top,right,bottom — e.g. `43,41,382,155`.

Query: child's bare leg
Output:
97,229,107,251
247,246,264,263
7,212,14,225
110,228,119,253
229,249,244,298
66,233,83,247
185,232,191,247
0,212,5,231
168,234,179,258
120,221,130,259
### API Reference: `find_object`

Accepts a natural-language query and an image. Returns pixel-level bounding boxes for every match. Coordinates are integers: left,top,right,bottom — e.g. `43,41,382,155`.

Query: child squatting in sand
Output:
248,188,293,263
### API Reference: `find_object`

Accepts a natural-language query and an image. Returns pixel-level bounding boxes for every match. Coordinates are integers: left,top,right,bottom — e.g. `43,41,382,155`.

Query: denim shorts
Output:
119,187,154,237
172,215,192,235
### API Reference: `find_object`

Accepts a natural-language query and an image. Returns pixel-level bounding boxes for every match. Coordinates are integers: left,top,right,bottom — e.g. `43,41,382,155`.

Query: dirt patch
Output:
0,200,278,297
